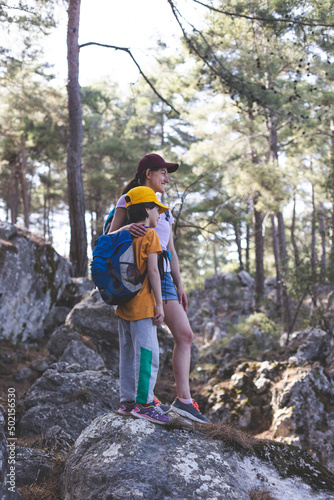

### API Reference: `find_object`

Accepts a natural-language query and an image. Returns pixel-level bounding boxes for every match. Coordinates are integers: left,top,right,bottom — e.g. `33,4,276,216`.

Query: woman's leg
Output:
163,300,194,400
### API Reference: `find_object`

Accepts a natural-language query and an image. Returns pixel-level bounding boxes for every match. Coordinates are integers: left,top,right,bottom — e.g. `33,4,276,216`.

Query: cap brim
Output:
166,163,179,173
157,203,170,214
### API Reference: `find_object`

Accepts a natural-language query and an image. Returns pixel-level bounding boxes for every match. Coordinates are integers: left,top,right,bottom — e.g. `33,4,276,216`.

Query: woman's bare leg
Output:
163,300,194,399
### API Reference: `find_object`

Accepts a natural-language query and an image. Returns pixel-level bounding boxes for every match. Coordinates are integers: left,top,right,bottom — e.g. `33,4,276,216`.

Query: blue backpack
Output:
91,231,147,305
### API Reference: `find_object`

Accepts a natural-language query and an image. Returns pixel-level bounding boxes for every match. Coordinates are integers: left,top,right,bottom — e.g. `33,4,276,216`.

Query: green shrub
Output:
227,313,281,357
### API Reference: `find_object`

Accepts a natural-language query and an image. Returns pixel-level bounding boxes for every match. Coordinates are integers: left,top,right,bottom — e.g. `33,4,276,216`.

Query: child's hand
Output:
152,304,164,326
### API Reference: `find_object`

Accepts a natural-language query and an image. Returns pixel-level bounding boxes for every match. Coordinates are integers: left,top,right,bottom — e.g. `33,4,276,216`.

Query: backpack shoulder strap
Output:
103,207,116,234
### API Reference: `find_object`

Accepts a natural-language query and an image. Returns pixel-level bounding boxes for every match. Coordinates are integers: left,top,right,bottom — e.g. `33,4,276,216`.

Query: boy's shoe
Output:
131,402,171,425
171,398,210,424
117,401,136,415
153,397,171,414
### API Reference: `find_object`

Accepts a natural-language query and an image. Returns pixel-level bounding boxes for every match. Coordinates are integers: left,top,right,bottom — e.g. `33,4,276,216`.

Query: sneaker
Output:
117,401,136,415
171,398,210,424
131,402,171,425
153,397,171,414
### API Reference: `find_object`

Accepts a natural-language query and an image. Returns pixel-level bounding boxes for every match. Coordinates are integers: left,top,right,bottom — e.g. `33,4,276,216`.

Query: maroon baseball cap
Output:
136,154,179,176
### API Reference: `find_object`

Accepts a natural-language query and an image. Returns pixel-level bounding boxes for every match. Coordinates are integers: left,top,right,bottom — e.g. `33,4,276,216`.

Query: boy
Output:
114,186,171,425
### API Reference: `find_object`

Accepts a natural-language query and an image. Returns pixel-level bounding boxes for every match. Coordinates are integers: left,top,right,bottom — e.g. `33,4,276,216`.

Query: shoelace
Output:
150,406,164,417
140,402,164,415
192,400,203,414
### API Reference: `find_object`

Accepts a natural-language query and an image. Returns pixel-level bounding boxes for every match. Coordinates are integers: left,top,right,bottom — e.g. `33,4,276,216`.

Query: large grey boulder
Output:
65,290,120,370
56,276,94,309
46,324,82,359
43,277,94,334
65,289,118,337
270,364,334,472
0,412,24,499
281,327,332,366
188,271,255,336
199,343,334,473
17,363,119,440
64,289,191,375
59,339,106,370
61,412,334,500
15,446,54,487
0,222,72,342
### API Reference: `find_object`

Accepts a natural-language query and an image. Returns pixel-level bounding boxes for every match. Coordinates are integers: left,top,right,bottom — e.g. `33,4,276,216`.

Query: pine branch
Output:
79,42,180,115
166,0,286,116
191,0,334,28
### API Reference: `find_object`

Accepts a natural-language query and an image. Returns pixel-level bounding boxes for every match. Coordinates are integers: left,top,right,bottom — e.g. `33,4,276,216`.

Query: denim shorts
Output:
161,272,179,301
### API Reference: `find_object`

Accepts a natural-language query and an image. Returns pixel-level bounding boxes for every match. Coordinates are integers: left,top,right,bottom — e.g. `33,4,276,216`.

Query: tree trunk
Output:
9,162,19,224
248,109,264,306
291,191,300,268
245,221,250,273
95,194,104,240
213,237,218,275
67,0,88,276
329,118,334,282
43,166,51,241
233,221,244,271
311,183,317,283
90,210,95,251
319,202,326,282
268,112,279,160
268,112,283,315
271,215,282,315
253,195,264,309
268,110,292,331
277,211,292,331
19,135,30,228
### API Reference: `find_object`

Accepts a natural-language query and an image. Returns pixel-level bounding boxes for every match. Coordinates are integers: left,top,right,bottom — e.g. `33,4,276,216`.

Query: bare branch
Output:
191,0,334,28
167,0,240,87
166,0,286,117
79,42,180,115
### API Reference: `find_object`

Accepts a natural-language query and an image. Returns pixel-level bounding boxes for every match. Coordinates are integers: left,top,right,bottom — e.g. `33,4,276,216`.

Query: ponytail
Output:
122,177,139,195
122,165,161,195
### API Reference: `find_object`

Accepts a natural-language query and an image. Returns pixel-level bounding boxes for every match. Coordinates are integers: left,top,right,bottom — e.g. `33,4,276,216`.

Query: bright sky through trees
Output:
46,0,204,90
1,0,205,257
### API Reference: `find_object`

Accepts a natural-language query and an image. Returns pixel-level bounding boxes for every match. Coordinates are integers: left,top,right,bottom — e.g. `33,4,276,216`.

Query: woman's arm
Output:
167,231,188,313
108,207,147,237
109,207,127,232
147,253,164,326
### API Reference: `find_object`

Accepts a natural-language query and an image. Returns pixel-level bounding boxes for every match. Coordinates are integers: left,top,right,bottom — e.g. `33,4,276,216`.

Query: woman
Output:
110,153,209,424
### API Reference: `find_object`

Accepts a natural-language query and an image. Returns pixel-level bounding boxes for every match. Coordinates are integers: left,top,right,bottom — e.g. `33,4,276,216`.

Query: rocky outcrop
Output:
15,446,55,487
187,271,282,342
270,364,334,469
196,327,334,473
0,412,24,499
60,412,334,500
281,327,333,366
17,363,119,440
43,276,94,334
64,290,121,370
2,233,334,499
268,329,334,472
188,271,255,339
0,221,72,342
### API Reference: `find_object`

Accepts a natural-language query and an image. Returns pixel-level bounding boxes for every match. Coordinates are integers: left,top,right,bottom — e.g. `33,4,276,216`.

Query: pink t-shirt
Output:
116,194,174,272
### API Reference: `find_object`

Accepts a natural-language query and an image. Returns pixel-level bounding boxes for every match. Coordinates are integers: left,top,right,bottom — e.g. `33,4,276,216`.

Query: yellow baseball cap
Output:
125,186,170,214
